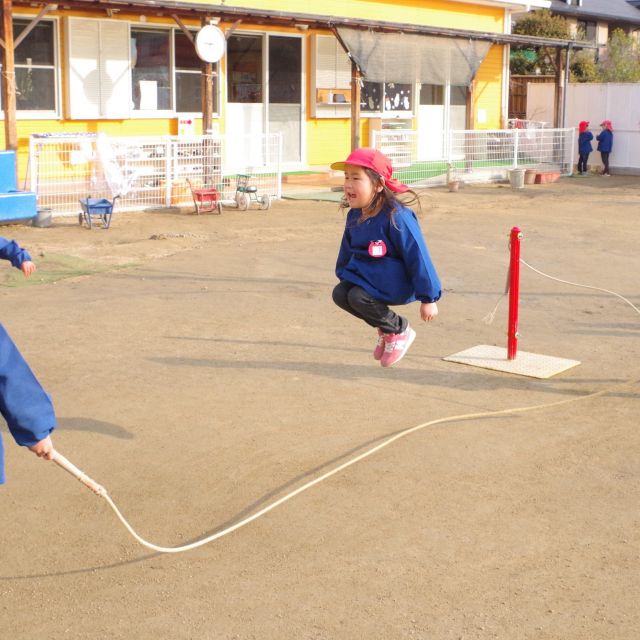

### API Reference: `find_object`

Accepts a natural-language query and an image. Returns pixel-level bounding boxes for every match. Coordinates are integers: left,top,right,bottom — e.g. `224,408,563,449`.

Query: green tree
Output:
570,50,598,83
597,29,640,82
511,9,571,75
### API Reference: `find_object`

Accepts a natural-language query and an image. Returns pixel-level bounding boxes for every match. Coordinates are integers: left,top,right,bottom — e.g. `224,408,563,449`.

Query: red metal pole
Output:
507,227,522,360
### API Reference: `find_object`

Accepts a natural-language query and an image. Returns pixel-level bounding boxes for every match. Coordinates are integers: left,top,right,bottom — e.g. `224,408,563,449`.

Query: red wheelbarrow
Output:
186,179,221,215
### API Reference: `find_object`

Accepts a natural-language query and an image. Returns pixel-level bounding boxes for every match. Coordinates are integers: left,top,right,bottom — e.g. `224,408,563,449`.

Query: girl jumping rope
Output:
331,148,441,368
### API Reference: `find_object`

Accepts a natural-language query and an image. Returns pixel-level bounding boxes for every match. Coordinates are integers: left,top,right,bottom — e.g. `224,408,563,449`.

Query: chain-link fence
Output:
371,127,575,187
28,132,283,216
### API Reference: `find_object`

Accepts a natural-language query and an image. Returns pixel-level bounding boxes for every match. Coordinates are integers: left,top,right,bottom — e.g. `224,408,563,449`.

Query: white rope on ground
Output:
52,375,639,554
51,262,639,554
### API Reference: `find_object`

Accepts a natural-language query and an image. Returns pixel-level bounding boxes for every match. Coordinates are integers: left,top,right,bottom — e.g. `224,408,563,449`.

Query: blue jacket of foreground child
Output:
0,236,32,268
335,204,441,305
0,236,56,485
0,324,57,484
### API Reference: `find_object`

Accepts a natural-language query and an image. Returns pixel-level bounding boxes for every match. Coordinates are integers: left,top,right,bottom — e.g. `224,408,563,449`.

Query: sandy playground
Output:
1,174,639,640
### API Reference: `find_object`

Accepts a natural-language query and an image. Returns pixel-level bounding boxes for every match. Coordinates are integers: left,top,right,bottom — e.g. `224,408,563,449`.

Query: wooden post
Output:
201,17,214,136
0,0,18,155
350,61,361,151
553,48,564,128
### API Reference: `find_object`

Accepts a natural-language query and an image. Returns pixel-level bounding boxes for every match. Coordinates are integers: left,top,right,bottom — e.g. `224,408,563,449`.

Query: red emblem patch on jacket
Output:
368,240,387,258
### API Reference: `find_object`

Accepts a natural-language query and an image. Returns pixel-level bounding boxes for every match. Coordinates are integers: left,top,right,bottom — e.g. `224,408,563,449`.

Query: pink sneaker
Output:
380,326,416,368
373,329,385,360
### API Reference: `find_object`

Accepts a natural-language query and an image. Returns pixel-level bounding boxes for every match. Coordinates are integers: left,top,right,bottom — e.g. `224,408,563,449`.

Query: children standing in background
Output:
596,120,614,176
331,148,441,368
577,121,593,176
0,237,56,485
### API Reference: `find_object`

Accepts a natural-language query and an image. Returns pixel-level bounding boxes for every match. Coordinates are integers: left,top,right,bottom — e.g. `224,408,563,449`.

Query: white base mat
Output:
443,344,581,379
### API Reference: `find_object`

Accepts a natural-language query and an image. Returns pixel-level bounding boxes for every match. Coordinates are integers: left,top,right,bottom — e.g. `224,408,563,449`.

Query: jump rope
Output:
50,258,639,554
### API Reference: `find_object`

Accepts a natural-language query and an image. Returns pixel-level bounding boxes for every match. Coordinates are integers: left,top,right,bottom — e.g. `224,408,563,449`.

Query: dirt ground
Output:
1,175,639,640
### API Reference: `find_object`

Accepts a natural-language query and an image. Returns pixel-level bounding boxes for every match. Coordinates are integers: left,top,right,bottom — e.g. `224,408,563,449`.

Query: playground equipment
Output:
186,179,222,215
234,173,271,211
79,196,118,229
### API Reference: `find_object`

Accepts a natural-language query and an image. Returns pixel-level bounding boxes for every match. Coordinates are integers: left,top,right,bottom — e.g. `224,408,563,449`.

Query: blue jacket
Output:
596,129,613,153
336,204,441,305
0,237,31,268
0,324,57,484
0,238,56,485
578,131,593,155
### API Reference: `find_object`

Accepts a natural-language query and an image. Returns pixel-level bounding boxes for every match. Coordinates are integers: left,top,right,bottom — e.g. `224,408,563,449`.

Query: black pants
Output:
578,152,590,173
600,151,610,174
332,280,407,334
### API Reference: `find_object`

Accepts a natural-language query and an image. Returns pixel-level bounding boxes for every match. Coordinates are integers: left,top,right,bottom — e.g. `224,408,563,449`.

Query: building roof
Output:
549,0,640,25
24,0,592,49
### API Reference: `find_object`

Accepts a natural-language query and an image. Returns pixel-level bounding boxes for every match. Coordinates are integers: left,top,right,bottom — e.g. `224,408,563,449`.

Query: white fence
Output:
528,82,640,173
28,133,282,216
371,127,574,187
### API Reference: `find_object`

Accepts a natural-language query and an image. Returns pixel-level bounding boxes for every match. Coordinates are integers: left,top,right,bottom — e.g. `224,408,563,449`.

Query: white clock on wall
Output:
195,25,226,63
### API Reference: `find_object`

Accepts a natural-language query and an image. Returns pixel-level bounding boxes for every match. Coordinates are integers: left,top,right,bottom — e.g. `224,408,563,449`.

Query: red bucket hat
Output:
579,120,589,132
331,148,409,193
600,119,613,130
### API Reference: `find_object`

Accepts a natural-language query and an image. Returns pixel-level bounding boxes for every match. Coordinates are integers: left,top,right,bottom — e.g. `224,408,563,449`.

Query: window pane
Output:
175,31,200,71
15,67,55,110
420,84,444,106
268,36,301,104
385,83,412,111
14,20,54,65
176,72,200,112
450,86,467,106
131,29,170,110
361,81,382,112
227,35,262,103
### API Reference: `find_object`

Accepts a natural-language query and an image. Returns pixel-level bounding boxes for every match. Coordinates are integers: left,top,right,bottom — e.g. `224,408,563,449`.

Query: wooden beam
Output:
14,4,56,49
1,0,17,154
225,20,242,40
350,61,361,151
170,13,194,45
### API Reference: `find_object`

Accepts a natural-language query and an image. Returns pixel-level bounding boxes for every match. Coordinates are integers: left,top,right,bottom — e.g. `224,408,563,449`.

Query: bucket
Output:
524,169,537,185
33,208,52,228
448,180,460,192
508,168,526,190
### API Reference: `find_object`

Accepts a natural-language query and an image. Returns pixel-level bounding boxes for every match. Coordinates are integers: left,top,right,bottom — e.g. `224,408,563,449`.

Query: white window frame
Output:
1,14,60,119
311,33,351,119
66,17,131,119
173,28,220,117
129,25,174,118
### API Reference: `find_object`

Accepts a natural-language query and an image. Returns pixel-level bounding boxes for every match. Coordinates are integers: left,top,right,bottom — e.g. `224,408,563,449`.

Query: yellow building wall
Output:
2,1,508,179
183,0,504,32
473,45,505,130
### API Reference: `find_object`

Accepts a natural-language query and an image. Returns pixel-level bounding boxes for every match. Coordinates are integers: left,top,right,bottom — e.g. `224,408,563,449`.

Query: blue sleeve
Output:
335,211,356,275
0,237,31,269
0,324,56,448
390,208,442,303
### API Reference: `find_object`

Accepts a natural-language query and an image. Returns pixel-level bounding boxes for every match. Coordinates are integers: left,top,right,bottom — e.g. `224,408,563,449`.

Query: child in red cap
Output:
331,148,441,368
577,121,593,176
596,120,613,176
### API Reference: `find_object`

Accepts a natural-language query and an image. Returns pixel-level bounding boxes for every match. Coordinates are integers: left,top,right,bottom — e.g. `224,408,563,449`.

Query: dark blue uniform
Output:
0,237,56,484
